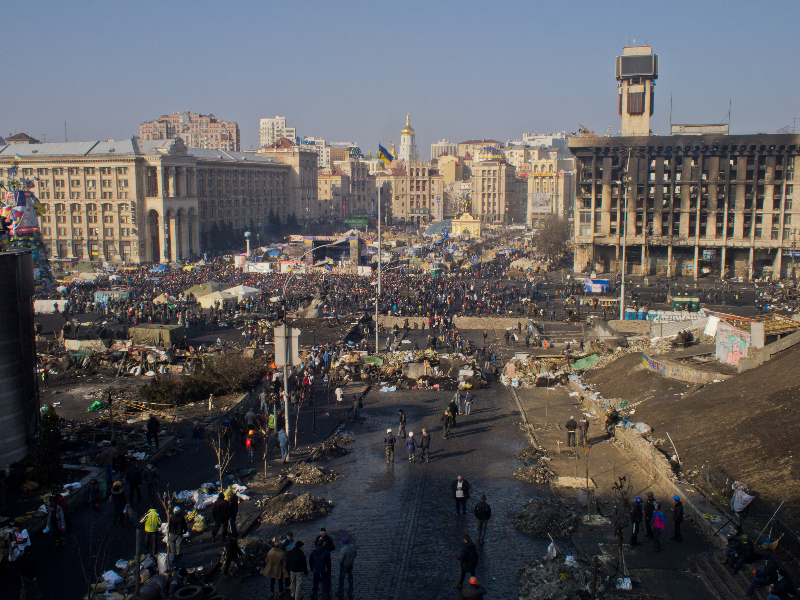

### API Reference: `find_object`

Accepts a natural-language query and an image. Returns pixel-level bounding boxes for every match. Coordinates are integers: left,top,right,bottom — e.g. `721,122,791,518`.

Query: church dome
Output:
401,114,415,135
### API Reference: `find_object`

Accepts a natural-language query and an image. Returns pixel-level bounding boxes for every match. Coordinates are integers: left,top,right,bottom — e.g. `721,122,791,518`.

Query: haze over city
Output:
4,0,800,154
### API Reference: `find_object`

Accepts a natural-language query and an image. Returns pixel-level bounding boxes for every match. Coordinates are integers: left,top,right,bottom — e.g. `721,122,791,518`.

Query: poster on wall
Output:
715,321,751,366
528,193,552,213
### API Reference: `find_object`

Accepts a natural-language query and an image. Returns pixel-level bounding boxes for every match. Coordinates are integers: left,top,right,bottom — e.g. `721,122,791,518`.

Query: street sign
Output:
274,327,301,366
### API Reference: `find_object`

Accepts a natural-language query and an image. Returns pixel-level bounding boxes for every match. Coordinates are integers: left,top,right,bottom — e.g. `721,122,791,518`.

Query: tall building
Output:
386,163,443,224
0,137,290,263
257,139,318,225
431,139,458,160
616,45,658,136
301,137,331,168
527,147,576,223
470,147,521,224
259,116,297,149
569,46,800,280
398,115,419,164
139,112,240,151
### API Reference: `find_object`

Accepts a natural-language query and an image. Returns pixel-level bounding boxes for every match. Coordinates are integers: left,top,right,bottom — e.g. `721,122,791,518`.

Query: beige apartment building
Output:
257,138,318,225
140,112,240,151
386,163,444,224
0,137,290,263
259,116,297,149
317,161,388,219
527,146,576,223
470,155,521,224
457,139,503,159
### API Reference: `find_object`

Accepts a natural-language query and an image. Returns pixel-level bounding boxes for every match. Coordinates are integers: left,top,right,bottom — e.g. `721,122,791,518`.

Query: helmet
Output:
635,497,642,503
249,430,254,435
673,495,681,501
409,432,414,436
469,577,478,585
740,534,750,543
387,428,392,433
173,506,181,514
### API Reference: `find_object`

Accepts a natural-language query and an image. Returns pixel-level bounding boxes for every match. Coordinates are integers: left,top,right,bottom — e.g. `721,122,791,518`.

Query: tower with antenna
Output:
616,45,658,135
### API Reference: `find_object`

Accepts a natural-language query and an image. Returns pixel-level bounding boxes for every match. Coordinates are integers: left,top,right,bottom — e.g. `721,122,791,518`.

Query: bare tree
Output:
537,215,572,264
209,429,234,490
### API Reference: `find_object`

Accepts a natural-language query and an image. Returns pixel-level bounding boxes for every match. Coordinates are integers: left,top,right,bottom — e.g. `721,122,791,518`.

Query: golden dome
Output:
401,113,415,135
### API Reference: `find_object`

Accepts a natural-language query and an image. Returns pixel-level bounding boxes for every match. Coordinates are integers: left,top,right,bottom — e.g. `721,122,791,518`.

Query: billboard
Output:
529,193,552,213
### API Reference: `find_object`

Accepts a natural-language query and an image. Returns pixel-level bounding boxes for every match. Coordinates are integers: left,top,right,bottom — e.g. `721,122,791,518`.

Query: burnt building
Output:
569,46,800,280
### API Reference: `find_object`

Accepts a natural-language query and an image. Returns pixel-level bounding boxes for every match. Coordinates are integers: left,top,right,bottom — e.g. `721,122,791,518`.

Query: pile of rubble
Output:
308,439,351,461
260,492,334,524
517,556,594,600
239,536,270,570
288,463,341,485
513,497,580,538
501,356,572,388
514,445,554,484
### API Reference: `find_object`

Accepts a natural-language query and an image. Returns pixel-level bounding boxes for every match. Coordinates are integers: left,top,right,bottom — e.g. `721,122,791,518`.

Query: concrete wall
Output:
650,318,708,340
641,352,733,384
379,315,528,330
737,329,800,372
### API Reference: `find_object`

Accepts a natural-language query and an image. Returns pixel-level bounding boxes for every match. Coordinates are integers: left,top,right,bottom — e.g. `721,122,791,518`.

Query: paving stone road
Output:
218,383,553,600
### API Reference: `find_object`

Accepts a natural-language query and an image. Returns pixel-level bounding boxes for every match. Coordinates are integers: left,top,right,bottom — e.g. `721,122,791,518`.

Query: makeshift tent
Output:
184,282,226,297
129,324,185,349
510,258,536,270
152,293,176,305
223,285,261,301
197,291,236,309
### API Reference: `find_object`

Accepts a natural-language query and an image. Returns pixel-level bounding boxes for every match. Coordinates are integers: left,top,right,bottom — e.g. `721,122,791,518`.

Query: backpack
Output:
311,549,328,573
652,514,666,531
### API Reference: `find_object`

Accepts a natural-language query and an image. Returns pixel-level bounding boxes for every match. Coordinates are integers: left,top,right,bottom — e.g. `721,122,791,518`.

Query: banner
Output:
529,193,551,213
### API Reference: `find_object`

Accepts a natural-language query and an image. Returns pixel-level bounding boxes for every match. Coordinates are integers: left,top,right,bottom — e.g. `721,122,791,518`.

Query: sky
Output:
3,1,800,158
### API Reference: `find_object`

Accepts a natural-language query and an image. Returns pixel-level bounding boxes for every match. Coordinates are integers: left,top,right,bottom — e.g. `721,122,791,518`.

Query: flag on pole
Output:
377,144,394,165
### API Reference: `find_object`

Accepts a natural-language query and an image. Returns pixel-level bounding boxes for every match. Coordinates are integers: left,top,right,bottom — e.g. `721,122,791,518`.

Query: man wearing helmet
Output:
384,429,396,464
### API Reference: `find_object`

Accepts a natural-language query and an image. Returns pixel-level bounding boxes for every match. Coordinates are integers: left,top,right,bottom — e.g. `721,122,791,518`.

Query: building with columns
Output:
398,115,419,164
0,137,290,263
139,112,240,151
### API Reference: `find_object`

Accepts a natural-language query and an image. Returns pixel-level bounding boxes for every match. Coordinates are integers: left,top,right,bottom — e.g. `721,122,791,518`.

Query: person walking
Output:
456,534,479,589
460,576,487,599
384,429,396,464
565,416,578,447
406,432,417,463
279,428,290,463
651,501,666,551
578,416,590,446
286,540,308,600
146,414,161,450
141,505,161,556
97,445,116,493
643,492,655,539
246,429,256,463
630,497,643,548
452,475,470,516
110,481,127,525
336,536,357,600
419,429,431,463
474,495,492,545
351,396,361,422
671,495,684,542
15,545,43,600
143,463,159,506
464,391,473,415
191,422,205,453
226,487,239,536
262,540,288,598
397,409,407,438
310,541,332,600
441,411,453,439
168,506,188,561
211,493,231,542
221,533,243,579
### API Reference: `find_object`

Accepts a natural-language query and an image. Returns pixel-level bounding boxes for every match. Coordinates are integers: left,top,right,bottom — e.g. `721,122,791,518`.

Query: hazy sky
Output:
4,1,799,157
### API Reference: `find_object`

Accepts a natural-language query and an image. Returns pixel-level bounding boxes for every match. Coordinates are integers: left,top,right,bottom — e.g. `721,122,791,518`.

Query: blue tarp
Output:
149,264,170,273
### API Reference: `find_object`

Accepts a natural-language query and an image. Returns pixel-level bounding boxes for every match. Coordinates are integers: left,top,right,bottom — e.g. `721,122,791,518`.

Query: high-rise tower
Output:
616,46,658,136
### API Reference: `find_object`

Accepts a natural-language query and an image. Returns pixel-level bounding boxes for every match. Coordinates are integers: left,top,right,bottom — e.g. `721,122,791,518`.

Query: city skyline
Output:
3,1,800,156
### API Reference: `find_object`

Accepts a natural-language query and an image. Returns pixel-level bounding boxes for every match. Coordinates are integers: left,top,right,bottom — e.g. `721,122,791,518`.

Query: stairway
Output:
690,552,770,600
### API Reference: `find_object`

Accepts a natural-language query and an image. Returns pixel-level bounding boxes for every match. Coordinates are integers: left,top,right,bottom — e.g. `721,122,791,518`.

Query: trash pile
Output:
288,463,341,485
501,356,571,388
513,497,580,538
514,445,554,484
329,349,488,392
239,535,270,570
309,438,352,461
176,484,249,509
517,555,594,600
260,492,334,524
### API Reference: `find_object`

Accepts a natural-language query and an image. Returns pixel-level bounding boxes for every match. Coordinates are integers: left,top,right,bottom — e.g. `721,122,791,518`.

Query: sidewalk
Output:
513,385,712,600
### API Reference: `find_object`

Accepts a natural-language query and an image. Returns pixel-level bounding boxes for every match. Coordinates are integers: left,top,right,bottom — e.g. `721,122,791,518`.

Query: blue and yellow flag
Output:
377,144,394,165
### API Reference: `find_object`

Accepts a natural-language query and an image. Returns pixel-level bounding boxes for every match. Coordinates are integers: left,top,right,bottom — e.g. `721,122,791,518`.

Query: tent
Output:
153,293,176,305
223,285,261,301
197,291,236,309
149,264,170,273
185,282,226,297
129,324,185,349
510,258,535,270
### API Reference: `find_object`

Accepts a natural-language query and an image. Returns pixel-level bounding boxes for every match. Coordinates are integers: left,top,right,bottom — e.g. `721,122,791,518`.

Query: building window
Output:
70,180,81,187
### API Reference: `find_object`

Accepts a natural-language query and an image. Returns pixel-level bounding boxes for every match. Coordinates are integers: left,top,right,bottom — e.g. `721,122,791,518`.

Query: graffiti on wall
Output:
715,321,751,366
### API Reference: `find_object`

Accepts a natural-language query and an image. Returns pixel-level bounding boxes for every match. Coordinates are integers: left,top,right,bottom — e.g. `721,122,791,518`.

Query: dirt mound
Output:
514,497,579,538
260,492,334,524
288,463,341,485
517,557,593,600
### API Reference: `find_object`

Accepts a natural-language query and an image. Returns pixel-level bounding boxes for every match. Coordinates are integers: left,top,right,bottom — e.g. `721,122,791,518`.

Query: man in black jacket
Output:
314,527,336,553
211,493,231,542
168,506,188,560
221,532,242,578
452,476,470,516
671,495,684,542
456,534,479,589
16,545,42,600
643,492,656,538
765,568,796,600
565,416,578,447
286,540,308,600
419,428,431,463
473,495,491,544
384,429,396,464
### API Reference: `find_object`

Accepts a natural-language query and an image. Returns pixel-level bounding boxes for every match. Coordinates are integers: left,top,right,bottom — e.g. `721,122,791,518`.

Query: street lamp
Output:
244,230,251,256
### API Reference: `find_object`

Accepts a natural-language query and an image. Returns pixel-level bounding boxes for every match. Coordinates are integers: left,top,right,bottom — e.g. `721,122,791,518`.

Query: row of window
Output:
43,227,132,238
13,166,128,177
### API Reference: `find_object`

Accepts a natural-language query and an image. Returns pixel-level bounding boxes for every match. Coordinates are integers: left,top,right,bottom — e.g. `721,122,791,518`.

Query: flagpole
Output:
375,173,381,354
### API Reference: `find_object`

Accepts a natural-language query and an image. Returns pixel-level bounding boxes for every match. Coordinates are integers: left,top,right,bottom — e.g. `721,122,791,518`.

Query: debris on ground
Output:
309,439,351,461
288,463,341,485
259,492,334,524
514,465,553,485
515,445,546,461
517,556,595,600
329,433,354,445
239,536,270,570
513,497,580,538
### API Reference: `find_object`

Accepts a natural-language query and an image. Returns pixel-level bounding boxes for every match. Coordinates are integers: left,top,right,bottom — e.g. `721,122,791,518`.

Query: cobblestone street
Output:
219,383,550,600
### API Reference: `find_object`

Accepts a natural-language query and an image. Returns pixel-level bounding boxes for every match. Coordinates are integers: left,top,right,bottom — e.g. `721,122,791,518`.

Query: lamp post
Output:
244,230,251,256
618,144,643,320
